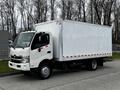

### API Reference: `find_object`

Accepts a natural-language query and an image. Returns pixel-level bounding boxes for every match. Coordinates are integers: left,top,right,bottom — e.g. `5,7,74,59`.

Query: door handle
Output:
47,51,51,53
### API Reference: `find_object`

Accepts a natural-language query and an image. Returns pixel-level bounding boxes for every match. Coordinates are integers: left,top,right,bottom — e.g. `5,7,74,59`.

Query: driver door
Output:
30,33,52,68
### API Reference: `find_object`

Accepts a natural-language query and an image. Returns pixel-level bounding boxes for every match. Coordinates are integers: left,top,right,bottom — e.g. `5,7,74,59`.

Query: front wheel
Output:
38,64,52,79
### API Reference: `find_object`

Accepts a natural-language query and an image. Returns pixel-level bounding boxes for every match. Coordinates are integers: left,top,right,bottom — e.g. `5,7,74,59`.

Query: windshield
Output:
13,32,35,48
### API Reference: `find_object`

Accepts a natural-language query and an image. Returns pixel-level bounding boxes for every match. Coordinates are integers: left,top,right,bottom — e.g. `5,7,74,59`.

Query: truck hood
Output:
10,47,30,57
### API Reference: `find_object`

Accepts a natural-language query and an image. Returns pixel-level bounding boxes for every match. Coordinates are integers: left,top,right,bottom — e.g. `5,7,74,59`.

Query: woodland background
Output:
0,0,120,43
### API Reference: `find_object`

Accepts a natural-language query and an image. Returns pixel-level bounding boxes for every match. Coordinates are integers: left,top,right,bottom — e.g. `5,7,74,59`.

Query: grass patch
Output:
0,60,18,73
112,52,120,59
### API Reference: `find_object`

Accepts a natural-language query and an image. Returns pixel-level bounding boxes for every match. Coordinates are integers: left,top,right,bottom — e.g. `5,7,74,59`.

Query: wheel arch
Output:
39,59,54,68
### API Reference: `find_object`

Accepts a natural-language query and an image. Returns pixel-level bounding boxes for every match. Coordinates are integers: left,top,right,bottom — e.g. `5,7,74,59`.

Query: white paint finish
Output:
35,20,112,61
30,33,53,68
9,20,112,71
63,54,112,61
62,21,112,61
9,47,30,71
35,21,62,60
10,47,30,57
9,61,30,71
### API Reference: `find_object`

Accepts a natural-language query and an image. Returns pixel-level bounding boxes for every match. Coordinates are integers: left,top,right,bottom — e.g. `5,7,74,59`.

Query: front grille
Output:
10,55,22,63
11,59,22,63
11,55,22,59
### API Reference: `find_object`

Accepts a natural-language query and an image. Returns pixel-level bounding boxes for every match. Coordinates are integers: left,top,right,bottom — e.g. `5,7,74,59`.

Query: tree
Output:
75,0,82,21
60,0,74,20
50,0,55,20
81,0,86,22
1,0,18,39
33,0,48,23
0,3,5,31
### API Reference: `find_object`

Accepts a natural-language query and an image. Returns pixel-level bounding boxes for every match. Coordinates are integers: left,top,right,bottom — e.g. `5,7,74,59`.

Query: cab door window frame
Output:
31,33,50,50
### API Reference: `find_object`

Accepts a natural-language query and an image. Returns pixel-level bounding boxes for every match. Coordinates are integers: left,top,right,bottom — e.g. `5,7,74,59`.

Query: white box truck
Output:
9,20,112,79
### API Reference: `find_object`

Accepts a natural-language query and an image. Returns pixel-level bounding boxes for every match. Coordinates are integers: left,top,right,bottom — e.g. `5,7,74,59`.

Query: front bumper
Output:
8,61,30,71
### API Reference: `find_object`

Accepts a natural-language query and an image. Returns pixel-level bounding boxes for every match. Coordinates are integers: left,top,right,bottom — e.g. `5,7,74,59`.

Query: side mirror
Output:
38,47,41,52
9,40,13,47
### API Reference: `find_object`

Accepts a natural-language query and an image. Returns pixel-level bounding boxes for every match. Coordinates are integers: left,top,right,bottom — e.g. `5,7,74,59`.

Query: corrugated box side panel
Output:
62,21,112,61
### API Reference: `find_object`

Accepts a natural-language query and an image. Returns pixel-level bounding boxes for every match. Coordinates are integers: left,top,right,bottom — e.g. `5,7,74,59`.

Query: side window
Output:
31,33,41,50
40,34,49,46
31,33,49,50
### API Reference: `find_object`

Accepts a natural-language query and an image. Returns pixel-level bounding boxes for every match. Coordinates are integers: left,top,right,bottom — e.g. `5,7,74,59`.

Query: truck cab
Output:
9,31,53,79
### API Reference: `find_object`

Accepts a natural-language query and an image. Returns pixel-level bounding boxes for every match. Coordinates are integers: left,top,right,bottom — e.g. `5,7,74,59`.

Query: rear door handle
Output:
47,51,51,53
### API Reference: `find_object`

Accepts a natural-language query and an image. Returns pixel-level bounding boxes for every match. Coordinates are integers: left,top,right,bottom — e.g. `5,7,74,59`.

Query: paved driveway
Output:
0,60,120,90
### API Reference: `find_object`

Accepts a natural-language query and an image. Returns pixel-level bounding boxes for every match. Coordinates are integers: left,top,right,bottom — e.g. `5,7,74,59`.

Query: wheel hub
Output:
92,60,97,69
41,66,50,78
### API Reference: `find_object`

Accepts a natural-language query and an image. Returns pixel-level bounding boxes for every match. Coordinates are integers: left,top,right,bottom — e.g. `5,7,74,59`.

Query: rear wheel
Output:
38,63,52,79
86,60,98,70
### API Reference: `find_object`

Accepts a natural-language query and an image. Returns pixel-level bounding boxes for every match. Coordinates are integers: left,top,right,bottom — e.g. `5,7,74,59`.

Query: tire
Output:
38,63,52,79
86,60,98,70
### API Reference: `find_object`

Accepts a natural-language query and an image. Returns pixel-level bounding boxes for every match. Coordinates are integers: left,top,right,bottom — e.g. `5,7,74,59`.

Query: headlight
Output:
22,56,30,63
